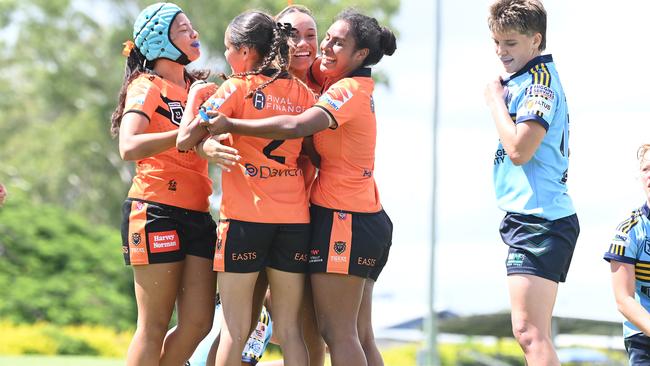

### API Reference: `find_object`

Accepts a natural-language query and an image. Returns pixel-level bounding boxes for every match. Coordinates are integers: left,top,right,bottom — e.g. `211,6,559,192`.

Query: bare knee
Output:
273,322,302,345
138,320,169,343
176,316,213,341
358,327,376,351
319,322,356,347
511,318,547,351
225,322,255,346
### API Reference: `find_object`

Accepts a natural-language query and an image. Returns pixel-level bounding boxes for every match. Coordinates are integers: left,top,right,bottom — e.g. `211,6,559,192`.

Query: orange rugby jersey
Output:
124,74,212,212
203,71,316,223
311,68,381,213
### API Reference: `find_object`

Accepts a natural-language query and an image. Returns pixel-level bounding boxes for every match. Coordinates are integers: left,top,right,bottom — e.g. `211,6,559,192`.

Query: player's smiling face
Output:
279,12,318,75
492,29,541,74
319,20,367,80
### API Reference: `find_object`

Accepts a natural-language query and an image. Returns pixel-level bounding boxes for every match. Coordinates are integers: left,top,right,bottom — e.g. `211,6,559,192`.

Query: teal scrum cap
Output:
133,2,190,64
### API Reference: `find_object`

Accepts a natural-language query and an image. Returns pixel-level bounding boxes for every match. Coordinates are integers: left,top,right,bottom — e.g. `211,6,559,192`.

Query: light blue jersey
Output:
493,54,575,220
604,203,650,339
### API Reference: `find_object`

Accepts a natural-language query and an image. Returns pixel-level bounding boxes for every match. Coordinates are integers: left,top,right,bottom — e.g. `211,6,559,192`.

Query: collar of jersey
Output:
642,202,650,219
502,54,553,84
349,67,372,78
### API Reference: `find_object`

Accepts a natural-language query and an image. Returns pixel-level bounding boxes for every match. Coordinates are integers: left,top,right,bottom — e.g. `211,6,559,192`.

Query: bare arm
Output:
485,77,546,166
611,261,650,335
203,107,334,140
119,112,177,161
177,82,217,151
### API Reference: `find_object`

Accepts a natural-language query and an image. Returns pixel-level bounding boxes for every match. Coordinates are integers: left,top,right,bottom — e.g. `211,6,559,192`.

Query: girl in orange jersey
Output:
199,9,396,366
177,11,316,366
275,6,326,366
110,3,239,365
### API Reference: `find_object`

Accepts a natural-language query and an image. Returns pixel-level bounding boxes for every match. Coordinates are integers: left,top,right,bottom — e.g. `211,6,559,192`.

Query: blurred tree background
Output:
0,0,399,331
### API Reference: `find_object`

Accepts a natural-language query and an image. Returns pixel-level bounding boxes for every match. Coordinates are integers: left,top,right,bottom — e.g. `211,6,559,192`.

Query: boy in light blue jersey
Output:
485,1,579,365
493,55,573,220
605,144,650,365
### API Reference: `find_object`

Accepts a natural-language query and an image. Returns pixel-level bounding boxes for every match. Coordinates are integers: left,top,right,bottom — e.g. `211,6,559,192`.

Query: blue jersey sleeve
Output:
514,83,558,131
604,214,640,265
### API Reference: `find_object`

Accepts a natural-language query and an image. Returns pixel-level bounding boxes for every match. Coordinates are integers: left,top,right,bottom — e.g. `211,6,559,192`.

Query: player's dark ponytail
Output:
110,47,149,138
379,26,396,56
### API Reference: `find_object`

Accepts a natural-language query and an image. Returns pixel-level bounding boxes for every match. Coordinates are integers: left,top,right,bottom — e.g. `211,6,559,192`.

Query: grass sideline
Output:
0,345,419,366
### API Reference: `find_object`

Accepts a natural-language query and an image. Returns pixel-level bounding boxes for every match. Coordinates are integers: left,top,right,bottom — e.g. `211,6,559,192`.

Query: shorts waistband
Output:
310,203,385,216
125,198,210,215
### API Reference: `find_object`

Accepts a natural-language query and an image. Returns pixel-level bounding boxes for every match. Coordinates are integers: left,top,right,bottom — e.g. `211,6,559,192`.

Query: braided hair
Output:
223,11,292,98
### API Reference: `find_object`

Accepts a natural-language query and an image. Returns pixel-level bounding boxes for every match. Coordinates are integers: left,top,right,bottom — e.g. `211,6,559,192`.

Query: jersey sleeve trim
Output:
123,109,151,122
515,115,549,131
314,104,338,130
603,253,636,264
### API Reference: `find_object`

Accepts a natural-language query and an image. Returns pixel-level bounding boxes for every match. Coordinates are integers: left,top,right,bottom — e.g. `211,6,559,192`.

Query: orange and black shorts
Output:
213,219,310,274
121,199,217,265
308,204,392,281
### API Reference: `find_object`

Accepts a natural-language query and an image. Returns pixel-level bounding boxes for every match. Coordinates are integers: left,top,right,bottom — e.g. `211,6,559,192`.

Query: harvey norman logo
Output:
148,230,180,253
320,87,353,110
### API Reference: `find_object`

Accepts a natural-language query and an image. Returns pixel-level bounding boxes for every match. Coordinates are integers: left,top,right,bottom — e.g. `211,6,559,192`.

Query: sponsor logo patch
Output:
613,231,629,246
525,84,555,101
320,86,353,110
506,253,525,267
522,94,552,117
243,163,302,178
148,230,180,253
253,90,266,110
232,252,257,261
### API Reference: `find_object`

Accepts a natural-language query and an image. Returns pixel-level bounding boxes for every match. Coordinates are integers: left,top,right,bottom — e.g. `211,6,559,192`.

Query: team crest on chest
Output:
167,101,183,125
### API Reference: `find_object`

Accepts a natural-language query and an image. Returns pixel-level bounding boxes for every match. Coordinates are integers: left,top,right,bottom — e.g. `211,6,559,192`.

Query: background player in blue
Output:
484,1,579,365
604,144,650,365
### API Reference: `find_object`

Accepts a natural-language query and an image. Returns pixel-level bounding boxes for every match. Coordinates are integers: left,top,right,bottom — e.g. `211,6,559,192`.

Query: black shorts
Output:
121,199,216,265
213,219,310,274
309,204,392,281
500,212,579,283
625,333,650,365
